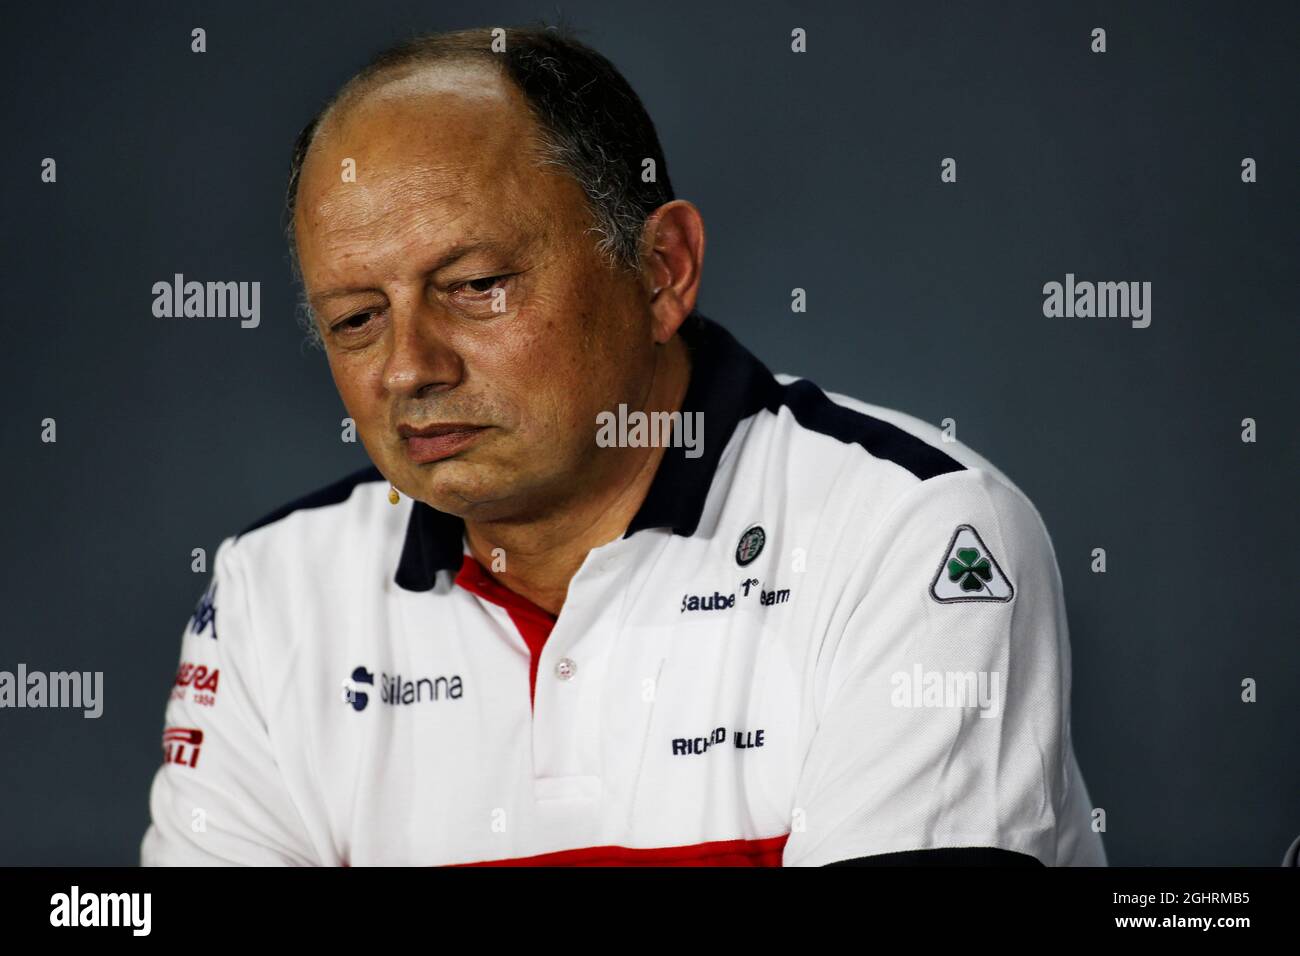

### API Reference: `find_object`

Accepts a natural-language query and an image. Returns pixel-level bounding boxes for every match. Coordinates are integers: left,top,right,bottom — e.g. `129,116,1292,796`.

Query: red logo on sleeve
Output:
171,662,220,706
162,726,204,768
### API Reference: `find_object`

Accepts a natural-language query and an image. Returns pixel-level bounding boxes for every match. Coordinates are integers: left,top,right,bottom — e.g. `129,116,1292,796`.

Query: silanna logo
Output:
342,666,464,711
341,667,373,711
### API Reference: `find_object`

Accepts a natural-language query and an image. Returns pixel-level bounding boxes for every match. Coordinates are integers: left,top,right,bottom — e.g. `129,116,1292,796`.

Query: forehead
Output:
295,61,562,262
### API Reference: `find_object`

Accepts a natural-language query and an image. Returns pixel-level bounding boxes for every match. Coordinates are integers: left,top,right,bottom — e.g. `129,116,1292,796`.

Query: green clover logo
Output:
948,548,993,592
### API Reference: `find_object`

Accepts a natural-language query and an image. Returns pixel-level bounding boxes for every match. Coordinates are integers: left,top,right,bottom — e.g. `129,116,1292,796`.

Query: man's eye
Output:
333,311,375,333
456,274,512,295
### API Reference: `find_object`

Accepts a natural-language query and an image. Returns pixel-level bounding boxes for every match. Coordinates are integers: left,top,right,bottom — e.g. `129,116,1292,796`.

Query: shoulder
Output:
237,464,388,538
783,376,1010,482
753,373,1050,545
189,465,413,676
220,464,406,591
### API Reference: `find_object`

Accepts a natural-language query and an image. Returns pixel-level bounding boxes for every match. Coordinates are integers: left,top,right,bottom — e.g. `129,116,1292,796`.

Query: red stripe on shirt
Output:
448,833,790,867
453,554,557,711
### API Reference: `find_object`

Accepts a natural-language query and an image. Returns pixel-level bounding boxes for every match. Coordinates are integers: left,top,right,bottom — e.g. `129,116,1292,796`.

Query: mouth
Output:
397,423,488,464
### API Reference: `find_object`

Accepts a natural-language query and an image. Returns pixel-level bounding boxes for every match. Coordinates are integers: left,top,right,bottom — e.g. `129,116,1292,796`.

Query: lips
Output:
397,422,483,439
398,423,487,464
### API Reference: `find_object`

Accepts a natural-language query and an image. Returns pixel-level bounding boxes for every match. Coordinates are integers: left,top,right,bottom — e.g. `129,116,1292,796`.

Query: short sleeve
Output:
782,468,1101,866
140,538,320,865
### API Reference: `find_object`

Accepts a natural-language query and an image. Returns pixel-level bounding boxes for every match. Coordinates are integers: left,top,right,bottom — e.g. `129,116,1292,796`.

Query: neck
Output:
463,335,692,615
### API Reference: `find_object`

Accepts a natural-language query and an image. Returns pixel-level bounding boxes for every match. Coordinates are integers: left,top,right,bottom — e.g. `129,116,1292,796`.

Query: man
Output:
141,26,1106,866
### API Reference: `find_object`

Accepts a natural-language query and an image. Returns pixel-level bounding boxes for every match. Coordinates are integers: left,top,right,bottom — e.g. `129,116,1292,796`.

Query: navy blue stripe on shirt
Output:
238,464,384,538
777,378,966,482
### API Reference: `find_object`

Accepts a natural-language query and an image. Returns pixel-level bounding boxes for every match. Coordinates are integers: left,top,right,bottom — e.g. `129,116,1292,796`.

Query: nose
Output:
381,291,463,399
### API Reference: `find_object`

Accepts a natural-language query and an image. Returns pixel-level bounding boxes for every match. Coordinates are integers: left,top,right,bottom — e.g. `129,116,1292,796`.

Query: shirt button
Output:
555,658,577,680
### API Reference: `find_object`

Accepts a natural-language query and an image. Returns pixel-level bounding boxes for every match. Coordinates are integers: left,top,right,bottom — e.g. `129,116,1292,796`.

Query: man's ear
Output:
640,200,705,343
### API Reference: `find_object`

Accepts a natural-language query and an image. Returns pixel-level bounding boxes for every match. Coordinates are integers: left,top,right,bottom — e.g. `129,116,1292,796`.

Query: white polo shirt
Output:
141,313,1107,867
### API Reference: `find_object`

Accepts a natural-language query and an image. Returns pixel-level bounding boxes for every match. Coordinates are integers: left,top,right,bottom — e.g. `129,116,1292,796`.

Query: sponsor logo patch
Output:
171,662,220,707
930,525,1014,603
189,582,218,639
162,726,203,768
342,665,464,710
735,525,766,566
342,666,374,712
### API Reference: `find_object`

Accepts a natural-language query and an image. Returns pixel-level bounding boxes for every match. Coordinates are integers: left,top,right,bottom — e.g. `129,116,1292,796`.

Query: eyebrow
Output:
307,239,514,306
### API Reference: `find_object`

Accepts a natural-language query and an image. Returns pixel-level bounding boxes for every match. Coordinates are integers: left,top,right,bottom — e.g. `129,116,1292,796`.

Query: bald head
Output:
295,59,578,310
283,27,681,312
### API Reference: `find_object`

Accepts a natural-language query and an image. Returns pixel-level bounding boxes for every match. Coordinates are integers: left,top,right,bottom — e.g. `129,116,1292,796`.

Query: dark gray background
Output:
1,0,1295,865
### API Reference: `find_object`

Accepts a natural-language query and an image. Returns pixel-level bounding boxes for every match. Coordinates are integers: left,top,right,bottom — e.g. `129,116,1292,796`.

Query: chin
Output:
408,462,512,516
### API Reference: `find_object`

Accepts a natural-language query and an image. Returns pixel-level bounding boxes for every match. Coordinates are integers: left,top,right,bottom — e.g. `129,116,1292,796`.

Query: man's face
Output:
294,61,655,521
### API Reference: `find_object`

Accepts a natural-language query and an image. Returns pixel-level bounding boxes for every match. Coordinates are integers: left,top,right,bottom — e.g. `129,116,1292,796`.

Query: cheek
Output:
532,323,610,431
496,342,584,439
481,305,588,416
326,352,385,428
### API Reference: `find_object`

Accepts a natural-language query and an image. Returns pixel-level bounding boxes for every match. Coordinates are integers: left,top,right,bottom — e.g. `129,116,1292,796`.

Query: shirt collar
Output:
394,311,781,592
